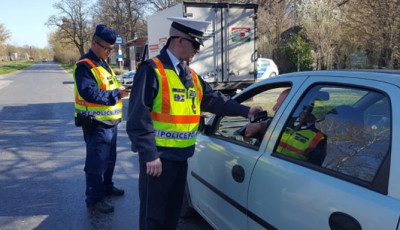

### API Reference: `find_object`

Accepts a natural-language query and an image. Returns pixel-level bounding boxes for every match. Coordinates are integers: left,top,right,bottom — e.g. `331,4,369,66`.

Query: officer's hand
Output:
146,158,162,177
118,86,131,99
248,106,263,118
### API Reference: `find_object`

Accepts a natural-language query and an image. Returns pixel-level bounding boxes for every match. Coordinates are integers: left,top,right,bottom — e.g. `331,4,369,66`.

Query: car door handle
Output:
329,212,361,230
232,165,245,183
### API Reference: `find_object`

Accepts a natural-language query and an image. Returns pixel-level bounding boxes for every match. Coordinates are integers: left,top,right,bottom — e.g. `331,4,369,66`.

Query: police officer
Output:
276,102,327,165
126,17,262,229
73,24,131,213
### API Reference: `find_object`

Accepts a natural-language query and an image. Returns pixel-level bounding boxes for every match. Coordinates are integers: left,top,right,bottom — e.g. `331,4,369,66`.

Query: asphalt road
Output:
0,62,212,230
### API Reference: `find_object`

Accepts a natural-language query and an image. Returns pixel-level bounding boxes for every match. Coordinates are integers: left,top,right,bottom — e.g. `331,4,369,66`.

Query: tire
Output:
180,183,196,218
269,72,277,77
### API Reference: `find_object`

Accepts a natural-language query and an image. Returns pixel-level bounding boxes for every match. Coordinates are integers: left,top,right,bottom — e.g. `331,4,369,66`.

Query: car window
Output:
258,59,270,67
213,86,291,148
123,71,135,78
274,84,391,186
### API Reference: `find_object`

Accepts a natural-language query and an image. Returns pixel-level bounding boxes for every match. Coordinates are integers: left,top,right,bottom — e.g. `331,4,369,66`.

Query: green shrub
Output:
284,34,313,72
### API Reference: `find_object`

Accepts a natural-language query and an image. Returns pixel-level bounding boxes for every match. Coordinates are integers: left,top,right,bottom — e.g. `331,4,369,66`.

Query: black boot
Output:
87,200,114,213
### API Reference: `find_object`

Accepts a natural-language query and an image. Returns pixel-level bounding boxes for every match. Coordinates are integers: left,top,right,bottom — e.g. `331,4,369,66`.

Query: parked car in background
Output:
117,70,135,87
256,58,279,80
181,70,400,230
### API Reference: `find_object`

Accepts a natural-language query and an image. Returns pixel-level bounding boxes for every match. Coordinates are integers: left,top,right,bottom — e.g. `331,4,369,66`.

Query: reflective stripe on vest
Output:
73,58,122,121
151,57,203,148
277,127,324,160
154,130,198,140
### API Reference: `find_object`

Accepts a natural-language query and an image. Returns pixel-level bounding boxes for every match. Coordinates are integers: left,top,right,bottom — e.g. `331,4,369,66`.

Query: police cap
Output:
94,24,116,44
168,17,210,45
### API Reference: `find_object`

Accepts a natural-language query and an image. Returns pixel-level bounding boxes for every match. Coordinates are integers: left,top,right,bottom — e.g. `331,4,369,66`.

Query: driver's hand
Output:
245,122,262,138
248,106,263,118
118,86,131,98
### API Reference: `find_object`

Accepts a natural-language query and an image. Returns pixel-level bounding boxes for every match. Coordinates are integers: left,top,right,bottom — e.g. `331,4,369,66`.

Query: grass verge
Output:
0,61,124,75
60,63,74,73
0,61,39,75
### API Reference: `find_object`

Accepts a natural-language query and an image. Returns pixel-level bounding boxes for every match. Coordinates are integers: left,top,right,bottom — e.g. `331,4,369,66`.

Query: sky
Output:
1,0,59,49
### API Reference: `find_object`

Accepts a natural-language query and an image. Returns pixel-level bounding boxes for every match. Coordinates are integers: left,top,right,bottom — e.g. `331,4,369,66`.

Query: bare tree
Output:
256,0,298,58
0,23,11,60
93,0,148,43
0,23,11,45
46,0,94,56
298,0,341,70
340,0,400,68
147,0,181,11
49,31,81,64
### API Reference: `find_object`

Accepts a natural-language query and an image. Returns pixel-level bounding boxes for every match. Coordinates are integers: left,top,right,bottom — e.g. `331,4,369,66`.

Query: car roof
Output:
276,70,400,86
122,71,136,75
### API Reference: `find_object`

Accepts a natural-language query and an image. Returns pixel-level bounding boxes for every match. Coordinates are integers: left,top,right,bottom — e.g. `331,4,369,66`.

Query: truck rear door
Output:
185,3,257,84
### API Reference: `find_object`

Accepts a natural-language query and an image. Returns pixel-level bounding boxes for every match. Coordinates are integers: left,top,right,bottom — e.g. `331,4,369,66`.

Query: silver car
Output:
118,70,135,87
182,70,400,230
257,58,279,80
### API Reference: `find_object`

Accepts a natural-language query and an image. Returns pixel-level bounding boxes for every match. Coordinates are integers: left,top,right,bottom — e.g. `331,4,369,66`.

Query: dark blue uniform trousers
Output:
83,122,118,205
139,159,188,230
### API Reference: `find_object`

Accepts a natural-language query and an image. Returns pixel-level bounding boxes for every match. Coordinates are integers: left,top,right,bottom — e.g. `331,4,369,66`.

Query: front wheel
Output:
269,72,277,77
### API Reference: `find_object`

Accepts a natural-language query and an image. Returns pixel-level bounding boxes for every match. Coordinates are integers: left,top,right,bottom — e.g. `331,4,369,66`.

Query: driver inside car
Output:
245,88,327,166
244,88,290,138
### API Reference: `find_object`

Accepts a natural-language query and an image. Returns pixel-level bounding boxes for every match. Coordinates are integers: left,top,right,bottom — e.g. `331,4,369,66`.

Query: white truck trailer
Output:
146,2,258,95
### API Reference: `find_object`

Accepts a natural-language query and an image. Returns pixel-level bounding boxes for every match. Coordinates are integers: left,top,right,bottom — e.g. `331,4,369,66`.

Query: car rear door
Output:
247,75,400,229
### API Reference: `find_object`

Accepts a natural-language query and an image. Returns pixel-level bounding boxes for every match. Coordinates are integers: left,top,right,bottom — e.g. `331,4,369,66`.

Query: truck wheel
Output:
180,183,195,218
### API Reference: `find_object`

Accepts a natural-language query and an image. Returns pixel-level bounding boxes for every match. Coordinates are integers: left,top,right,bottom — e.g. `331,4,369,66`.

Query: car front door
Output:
247,76,400,230
187,83,293,230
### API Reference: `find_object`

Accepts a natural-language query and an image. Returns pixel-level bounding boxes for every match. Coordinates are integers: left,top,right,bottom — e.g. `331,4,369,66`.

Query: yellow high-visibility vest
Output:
277,126,324,160
151,57,203,148
73,58,122,121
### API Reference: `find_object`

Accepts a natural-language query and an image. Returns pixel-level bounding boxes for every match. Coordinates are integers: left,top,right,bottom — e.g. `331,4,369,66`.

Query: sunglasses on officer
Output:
95,41,114,52
170,36,200,50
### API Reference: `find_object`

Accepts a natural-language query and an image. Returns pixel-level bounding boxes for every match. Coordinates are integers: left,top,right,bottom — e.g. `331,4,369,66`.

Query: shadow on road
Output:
0,101,140,229
0,61,211,229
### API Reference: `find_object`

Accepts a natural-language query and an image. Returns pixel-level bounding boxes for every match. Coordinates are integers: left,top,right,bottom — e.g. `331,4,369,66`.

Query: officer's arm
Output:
198,77,249,117
126,62,160,162
75,64,120,106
